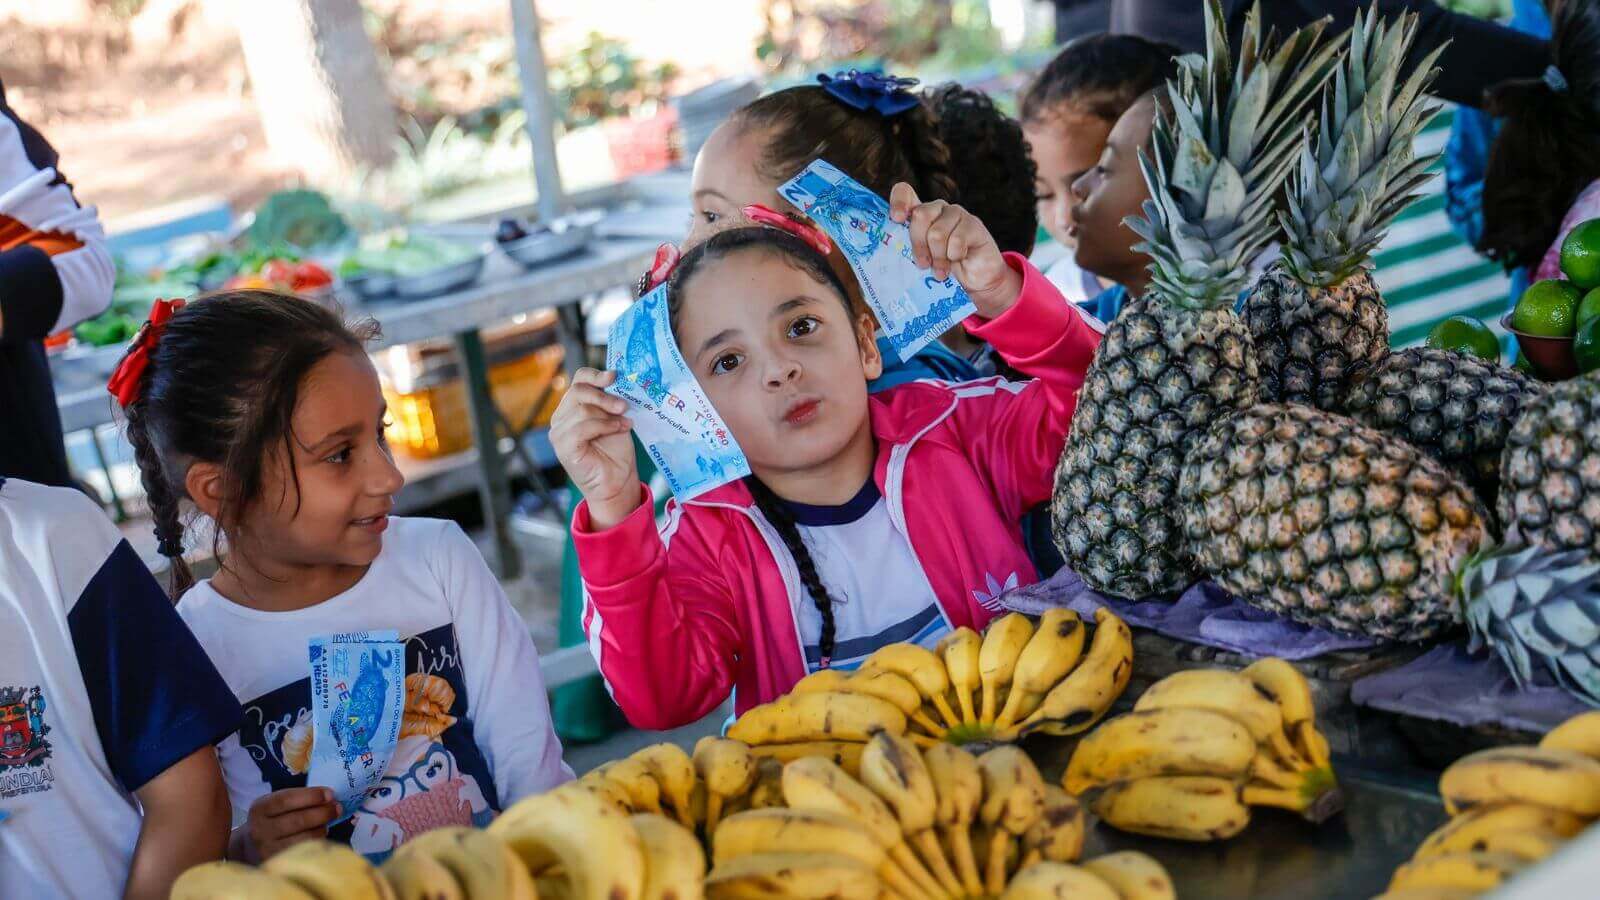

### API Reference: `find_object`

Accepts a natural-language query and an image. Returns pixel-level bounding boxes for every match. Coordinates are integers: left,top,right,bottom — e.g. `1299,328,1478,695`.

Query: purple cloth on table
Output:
998,567,1377,660
1351,643,1593,732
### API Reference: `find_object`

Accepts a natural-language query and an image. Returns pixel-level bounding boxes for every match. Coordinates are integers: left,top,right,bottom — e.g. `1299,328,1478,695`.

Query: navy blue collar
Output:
782,477,880,527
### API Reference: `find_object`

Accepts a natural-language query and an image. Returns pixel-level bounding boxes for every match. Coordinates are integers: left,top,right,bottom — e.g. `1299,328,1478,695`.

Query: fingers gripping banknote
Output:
779,159,976,359
606,284,751,500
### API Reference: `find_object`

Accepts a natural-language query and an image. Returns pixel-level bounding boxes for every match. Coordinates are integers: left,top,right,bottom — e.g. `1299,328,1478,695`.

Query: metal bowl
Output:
392,253,487,300
344,270,398,302
499,223,593,270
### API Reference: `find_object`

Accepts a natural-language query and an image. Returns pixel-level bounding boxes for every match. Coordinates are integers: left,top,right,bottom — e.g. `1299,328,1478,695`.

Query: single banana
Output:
1387,851,1528,893
261,840,395,900
606,756,666,815
938,627,984,726
712,807,886,869
727,691,908,744
580,768,636,812
394,827,537,900
1018,608,1132,738
1091,776,1251,842
634,743,699,829
750,740,865,778
381,851,466,900
1020,785,1086,867
978,613,1034,726
850,668,947,737
695,737,759,834
1081,851,1177,900
791,668,852,694
1133,668,1285,746
1240,657,1321,767
860,731,964,896
1540,710,1600,761
1063,707,1256,794
171,863,317,900
1438,745,1600,817
861,643,963,730
489,782,647,900
1416,802,1588,858
923,742,985,895
999,862,1119,900
781,755,942,900
704,852,879,900
978,746,1047,894
996,609,1086,731
632,813,708,900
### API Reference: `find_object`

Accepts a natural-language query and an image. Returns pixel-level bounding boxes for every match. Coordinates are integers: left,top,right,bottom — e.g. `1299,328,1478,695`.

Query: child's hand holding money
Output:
889,182,1023,320
243,787,338,862
550,368,642,530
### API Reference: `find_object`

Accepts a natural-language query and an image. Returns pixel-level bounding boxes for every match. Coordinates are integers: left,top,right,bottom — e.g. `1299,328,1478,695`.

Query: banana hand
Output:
489,782,647,900
1018,608,1132,738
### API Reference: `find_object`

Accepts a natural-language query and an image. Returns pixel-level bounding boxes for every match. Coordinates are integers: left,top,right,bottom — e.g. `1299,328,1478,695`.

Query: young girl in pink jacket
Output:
552,185,1102,730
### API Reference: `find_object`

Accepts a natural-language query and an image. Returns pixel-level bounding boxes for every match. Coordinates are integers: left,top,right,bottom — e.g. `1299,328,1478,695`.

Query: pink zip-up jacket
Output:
574,254,1103,729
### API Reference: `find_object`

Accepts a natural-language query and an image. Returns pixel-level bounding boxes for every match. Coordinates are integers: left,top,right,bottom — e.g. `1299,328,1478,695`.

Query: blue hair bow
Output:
817,69,921,117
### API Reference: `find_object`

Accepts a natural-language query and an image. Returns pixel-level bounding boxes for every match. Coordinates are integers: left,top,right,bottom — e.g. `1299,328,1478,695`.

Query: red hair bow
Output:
107,298,185,408
742,204,833,257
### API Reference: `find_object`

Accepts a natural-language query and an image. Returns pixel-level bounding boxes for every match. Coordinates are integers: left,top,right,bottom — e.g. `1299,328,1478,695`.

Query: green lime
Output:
1577,317,1600,374
1426,315,1500,361
1512,279,1584,337
1579,287,1600,329
1561,218,1600,289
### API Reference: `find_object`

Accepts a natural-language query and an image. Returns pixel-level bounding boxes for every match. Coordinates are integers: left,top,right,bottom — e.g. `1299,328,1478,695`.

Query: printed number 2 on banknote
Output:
606,284,751,500
779,159,975,359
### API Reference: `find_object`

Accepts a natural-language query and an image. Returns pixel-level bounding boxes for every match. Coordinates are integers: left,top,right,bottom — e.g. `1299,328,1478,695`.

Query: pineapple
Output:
1242,7,1444,411
1178,403,1490,641
1462,545,1600,706
1500,371,1600,557
1342,347,1545,508
1050,0,1342,598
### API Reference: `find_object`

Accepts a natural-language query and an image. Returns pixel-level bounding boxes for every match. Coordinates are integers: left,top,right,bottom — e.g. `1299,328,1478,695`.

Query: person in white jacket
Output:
0,77,116,488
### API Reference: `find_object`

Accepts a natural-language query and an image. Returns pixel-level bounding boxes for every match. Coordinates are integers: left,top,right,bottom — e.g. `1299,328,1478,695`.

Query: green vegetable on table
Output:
340,233,479,278
244,189,351,251
75,313,141,347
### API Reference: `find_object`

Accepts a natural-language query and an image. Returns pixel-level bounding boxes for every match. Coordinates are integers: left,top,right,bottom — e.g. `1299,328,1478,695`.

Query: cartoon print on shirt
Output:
348,735,492,854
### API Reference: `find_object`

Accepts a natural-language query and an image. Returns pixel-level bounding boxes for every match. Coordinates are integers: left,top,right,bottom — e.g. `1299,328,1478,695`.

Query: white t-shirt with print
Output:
0,478,240,899
178,516,572,864
785,480,951,672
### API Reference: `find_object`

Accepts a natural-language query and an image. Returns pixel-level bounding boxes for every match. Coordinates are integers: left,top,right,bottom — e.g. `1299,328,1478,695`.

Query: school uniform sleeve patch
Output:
67,540,243,793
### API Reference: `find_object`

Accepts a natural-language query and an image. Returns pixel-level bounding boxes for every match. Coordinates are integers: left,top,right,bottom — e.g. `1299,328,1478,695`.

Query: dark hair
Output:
665,226,854,663
926,83,1040,256
731,85,962,207
1019,33,1181,125
119,290,377,597
1480,0,1600,269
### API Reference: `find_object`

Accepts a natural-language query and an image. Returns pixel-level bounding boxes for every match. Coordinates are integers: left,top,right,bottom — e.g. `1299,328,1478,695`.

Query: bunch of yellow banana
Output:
1374,711,1600,899
1069,659,1342,841
722,608,1133,756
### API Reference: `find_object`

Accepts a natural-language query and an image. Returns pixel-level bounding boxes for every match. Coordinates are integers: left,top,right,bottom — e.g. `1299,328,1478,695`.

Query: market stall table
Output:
49,232,661,577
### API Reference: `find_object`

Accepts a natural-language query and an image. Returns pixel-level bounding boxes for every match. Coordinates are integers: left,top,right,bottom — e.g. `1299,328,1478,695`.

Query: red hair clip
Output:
742,205,833,257
107,297,185,408
639,241,682,294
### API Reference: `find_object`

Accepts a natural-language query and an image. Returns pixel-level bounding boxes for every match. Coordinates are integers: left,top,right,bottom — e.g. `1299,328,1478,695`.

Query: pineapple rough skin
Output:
1179,403,1490,641
1245,264,1389,412
1344,346,1545,510
1500,371,1600,558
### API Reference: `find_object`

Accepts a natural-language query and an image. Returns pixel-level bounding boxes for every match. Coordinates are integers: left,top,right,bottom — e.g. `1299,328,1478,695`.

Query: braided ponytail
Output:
745,477,840,668
124,401,194,598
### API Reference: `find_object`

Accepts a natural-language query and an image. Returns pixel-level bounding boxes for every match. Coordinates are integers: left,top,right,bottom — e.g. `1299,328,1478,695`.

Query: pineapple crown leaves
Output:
1459,544,1600,706
1130,0,1345,310
1279,6,1447,289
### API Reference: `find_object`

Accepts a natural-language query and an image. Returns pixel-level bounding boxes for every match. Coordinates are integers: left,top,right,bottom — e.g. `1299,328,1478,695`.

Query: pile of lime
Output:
1504,216,1600,374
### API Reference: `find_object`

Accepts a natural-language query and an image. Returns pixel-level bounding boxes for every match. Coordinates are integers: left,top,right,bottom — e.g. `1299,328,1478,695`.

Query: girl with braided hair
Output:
112,290,569,865
555,185,1103,730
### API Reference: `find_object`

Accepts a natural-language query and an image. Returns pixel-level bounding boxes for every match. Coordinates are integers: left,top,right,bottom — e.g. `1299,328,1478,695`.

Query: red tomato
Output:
261,259,297,286
291,261,333,290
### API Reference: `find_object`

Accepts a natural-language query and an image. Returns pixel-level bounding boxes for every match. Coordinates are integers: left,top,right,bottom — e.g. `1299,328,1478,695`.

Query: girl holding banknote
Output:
109,291,571,864
555,184,1103,731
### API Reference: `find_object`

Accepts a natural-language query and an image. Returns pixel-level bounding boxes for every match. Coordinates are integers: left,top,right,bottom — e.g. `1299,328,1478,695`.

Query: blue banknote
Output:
308,631,405,822
607,283,751,500
779,159,977,359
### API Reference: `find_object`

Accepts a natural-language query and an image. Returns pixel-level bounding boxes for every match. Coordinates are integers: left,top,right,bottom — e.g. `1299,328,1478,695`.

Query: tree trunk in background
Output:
232,0,394,185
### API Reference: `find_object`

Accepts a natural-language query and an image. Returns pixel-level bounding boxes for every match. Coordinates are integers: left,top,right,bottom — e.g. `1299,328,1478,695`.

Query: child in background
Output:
558,186,1102,730
0,476,237,899
926,82,1041,379
682,71,981,390
1066,90,1166,321
1019,34,1179,315
1481,0,1600,289
113,291,570,865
